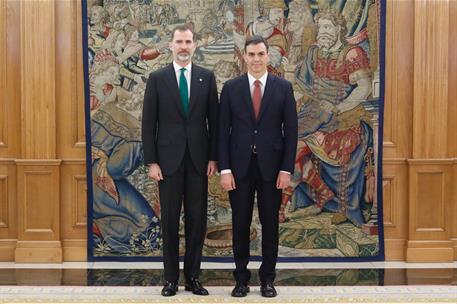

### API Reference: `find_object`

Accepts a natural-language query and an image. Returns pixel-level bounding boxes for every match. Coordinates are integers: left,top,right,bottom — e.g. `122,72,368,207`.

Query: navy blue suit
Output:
218,74,297,181
218,73,297,284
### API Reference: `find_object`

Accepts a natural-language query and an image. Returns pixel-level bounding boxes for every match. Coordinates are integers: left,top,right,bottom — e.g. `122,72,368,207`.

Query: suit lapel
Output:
241,74,256,123
188,65,200,116
163,64,185,118
258,74,274,123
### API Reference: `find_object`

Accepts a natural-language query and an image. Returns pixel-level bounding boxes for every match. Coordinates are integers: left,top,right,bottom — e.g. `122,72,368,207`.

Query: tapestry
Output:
83,0,385,261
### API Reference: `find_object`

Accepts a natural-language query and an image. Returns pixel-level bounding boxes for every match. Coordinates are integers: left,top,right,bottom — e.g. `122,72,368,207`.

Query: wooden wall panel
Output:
0,0,6,150
383,160,408,260
0,0,20,261
56,0,86,158
410,163,452,236
15,0,63,263
55,0,87,259
381,0,414,260
453,160,457,259
61,161,87,261
0,175,8,229
15,161,62,262
406,0,455,262
0,161,16,260
16,162,60,239
449,0,457,260
383,0,413,159
412,0,449,159
407,160,454,262
0,0,20,158
0,0,455,262
449,0,457,158
20,0,56,159
415,171,445,229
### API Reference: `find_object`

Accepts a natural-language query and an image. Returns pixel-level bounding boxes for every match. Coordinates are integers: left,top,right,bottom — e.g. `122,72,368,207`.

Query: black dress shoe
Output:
185,277,209,296
161,281,178,297
260,282,277,298
231,282,250,297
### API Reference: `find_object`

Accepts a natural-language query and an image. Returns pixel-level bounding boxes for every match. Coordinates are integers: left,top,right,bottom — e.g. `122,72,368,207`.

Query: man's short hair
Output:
244,35,269,52
170,25,195,41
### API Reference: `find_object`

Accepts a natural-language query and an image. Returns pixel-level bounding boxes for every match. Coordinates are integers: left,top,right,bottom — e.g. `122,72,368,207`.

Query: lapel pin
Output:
199,78,203,82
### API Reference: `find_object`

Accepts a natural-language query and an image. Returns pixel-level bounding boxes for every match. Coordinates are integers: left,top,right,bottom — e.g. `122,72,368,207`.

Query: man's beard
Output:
177,52,191,62
317,34,337,51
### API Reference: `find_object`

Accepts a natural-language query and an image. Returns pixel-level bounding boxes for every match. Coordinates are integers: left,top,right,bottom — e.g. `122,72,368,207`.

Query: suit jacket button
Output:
254,130,258,134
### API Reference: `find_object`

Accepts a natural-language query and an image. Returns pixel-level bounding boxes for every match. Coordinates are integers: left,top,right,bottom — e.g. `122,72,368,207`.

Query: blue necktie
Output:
179,68,189,115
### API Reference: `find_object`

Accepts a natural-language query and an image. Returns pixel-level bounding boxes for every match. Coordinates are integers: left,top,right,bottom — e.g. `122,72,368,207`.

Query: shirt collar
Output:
247,71,268,87
173,61,192,74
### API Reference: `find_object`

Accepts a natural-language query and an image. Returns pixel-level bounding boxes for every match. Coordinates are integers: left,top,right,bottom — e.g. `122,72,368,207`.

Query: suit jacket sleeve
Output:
141,73,158,165
217,83,232,171
281,81,298,173
207,72,219,161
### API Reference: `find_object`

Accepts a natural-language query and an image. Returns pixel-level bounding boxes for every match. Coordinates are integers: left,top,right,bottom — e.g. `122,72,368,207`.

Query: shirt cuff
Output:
220,169,232,174
280,171,290,174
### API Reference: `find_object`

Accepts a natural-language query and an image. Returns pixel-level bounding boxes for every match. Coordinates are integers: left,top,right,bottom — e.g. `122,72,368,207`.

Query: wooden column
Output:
449,0,457,260
55,0,87,261
15,0,62,262
407,0,454,262
0,0,20,261
382,0,414,260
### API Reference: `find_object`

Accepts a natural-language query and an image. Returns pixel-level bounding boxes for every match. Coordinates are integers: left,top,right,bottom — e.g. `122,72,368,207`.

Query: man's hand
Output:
220,173,236,191
148,163,163,181
207,161,217,177
276,172,291,189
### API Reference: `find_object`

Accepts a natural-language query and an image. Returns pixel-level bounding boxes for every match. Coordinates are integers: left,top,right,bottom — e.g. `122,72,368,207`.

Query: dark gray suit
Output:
142,63,218,282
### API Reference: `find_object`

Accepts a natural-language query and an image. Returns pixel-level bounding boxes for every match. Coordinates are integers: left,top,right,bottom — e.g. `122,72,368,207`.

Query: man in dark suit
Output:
218,35,297,298
142,25,218,297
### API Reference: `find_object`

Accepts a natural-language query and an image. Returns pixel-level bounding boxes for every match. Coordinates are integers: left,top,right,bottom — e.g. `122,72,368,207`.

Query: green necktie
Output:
179,67,189,115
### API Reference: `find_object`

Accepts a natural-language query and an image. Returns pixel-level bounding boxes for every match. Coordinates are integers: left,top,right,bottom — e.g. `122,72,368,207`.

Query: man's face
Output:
90,8,103,25
287,6,304,32
287,1,312,32
316,18,340,51
268,7,284,26
244,42,269,76
169,30,196,64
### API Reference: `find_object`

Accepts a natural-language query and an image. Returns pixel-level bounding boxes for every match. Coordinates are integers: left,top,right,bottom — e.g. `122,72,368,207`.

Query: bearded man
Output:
280,10,375,228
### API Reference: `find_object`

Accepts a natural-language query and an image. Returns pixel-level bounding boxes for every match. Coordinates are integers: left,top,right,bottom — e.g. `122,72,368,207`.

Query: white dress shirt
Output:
221,72,290,175
173,61,191,97
247,71,267,96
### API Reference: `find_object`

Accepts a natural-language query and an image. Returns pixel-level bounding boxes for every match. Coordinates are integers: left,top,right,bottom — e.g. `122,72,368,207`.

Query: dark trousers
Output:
158,148,208,282
229,155,282,284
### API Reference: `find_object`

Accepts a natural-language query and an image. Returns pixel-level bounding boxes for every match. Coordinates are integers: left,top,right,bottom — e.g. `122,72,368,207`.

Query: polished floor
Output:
0,262,455,303
0,261,455,286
